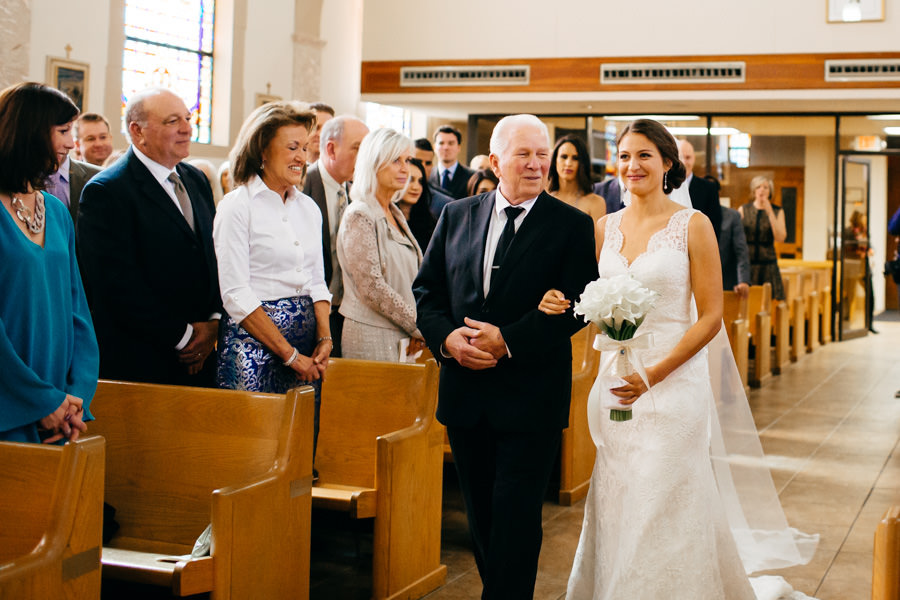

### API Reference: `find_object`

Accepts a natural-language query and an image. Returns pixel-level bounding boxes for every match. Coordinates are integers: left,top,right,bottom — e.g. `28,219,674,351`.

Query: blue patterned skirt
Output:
217,296,321,399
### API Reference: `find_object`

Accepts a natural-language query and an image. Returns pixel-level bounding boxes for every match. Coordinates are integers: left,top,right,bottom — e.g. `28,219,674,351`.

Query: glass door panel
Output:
838,157,871,339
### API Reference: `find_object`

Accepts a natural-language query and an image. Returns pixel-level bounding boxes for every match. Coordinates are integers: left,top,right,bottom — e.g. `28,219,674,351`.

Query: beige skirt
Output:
340,317,407,363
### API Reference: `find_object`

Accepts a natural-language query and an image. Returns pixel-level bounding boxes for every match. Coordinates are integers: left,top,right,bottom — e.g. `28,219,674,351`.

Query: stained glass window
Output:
122,0,215,144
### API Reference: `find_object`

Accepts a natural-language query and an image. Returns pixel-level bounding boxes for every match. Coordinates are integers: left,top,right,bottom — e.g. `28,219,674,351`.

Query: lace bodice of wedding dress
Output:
566,208,814,600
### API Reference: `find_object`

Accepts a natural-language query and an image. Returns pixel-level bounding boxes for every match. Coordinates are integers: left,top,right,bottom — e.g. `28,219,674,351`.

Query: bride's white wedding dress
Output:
566,208,817,600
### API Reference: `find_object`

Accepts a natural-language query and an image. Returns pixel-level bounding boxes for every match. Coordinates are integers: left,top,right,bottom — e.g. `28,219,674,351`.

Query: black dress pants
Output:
447,420,562,600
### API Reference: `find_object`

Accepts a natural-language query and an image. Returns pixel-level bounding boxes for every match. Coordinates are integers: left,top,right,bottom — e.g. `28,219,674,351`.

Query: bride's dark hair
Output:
616,119,687,195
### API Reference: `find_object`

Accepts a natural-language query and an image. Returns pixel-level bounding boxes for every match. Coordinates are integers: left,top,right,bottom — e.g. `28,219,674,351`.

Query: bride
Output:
539,119,817,599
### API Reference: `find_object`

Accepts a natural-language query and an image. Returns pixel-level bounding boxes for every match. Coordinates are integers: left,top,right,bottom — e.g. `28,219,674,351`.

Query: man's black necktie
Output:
441,169,452,190
492,206,524,269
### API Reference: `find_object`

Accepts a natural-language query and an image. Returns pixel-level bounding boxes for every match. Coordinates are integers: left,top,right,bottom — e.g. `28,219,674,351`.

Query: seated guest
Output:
469,154,491,171
466,168,498,197
337,128,425,362
0,82,97,443
413,137,455,219
547,134,605,254
397,158,436,251
74,112,114,167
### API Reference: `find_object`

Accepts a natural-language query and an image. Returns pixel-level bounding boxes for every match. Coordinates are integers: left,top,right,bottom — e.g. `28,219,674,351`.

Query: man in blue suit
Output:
78,88,221,387
428,125,474,200
415,114,597,598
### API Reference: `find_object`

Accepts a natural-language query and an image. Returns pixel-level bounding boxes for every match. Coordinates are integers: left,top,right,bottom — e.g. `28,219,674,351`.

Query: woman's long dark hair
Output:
403,158,436,250
0,82,79,194
548,134,594,195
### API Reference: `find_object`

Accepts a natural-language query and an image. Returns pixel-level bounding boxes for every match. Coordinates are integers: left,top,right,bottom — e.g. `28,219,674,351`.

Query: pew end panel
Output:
723,291,750,392
314,358,446,600
773,301,791,375
90,381,315,599
873,505,900,600
560,323,600,506
747,284,773,387
0,436,105,600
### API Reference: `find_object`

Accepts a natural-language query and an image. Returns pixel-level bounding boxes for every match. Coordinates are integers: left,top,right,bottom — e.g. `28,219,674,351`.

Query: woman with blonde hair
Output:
738,175,787,300
337,128,425,361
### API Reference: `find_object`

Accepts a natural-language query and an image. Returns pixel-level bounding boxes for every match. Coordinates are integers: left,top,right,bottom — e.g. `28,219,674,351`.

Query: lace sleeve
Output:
339,208,420,336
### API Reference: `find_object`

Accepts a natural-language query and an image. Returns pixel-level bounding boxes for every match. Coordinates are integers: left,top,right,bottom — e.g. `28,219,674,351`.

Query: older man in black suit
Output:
78,88,221,386
414,115,597,598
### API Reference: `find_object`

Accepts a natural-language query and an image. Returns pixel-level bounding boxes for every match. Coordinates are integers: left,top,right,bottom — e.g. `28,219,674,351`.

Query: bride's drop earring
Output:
663,170,668,190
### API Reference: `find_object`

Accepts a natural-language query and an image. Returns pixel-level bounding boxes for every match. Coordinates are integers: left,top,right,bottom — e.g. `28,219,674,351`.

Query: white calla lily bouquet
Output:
574,274,658,421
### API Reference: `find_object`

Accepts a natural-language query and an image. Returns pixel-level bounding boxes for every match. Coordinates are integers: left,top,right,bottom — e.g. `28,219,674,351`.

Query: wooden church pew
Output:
313,358,446,600
747,283,773,387
559,323,601,506
723,290,751,393
0,436,105,599
90,381,315,599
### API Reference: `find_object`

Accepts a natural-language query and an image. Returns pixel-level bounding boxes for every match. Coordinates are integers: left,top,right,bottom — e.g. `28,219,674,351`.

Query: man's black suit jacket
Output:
413,191,598,432
719,206,751,290
66,159,102,227
592,178,625,215
428,163,474,200
688,175,722,239
301,163,337,286
77,148,221,384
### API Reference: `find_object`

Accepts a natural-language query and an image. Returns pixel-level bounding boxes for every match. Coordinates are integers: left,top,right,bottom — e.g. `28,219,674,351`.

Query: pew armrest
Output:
102,548,214,596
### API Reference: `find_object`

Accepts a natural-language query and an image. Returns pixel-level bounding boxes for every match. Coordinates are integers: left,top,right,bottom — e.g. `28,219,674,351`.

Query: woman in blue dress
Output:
0,82,99,443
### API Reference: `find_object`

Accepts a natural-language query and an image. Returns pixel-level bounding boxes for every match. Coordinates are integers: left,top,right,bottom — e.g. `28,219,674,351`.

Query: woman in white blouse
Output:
214,101,332,418
337,128,425,362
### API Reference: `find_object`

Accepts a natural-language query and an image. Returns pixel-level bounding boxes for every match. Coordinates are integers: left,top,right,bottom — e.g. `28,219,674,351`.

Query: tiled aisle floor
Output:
310,320,899,599
416,320,900,600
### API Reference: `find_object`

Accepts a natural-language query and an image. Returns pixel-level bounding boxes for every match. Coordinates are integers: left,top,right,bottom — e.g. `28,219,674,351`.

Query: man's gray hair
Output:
320,115,364,149
489,114,550,157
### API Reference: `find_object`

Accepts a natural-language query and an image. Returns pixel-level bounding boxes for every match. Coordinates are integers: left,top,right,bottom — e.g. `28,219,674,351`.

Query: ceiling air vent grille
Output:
825,59,900,82
400,65,530,87
600,61,745,85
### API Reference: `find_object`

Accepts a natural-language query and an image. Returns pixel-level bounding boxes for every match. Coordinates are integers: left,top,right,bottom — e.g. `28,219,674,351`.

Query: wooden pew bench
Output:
873,505,900,600
722,290,751,393
0,436,105,599
89,381,315,599
559,324,601,506
314,358,446,600
747,283,773,387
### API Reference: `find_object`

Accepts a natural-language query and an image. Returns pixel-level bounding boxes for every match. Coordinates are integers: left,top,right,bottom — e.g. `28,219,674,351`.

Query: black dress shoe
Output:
869,328,879,334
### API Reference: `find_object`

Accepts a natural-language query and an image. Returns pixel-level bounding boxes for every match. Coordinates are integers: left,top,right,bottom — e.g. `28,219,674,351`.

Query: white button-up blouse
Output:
213,175,332,323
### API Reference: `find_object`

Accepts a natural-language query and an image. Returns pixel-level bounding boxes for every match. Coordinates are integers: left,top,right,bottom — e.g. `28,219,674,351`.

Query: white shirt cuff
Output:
175,324,193,350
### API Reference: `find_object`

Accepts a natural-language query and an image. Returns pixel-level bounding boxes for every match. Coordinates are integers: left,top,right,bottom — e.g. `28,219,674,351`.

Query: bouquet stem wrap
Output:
588,332,654,444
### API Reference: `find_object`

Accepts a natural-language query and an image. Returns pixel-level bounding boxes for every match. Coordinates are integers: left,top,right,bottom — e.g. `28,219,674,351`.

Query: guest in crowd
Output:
0,82,97,443
466,168,498,197
337,128,425,362
214,102,332,464
593,176,625,215
79,88,221,386
307,102,334,164
303,115,370,357
188,158,222,205
429,125,474,199
739,175,787,300
103,149,126,168
547,134,606,255
74,112,114,167
413,137,455,219
397,157,437,251
44,114,102,227
677,139,723,238
217,160,233,196
469,154,491,171
719,206,751,297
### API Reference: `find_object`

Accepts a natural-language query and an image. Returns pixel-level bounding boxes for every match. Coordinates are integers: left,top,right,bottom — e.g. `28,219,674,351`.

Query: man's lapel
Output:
127,150,195,238
470,192,495,299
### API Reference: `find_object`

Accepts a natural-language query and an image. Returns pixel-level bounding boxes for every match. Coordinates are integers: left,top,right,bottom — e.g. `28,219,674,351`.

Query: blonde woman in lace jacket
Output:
337,128,425,362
